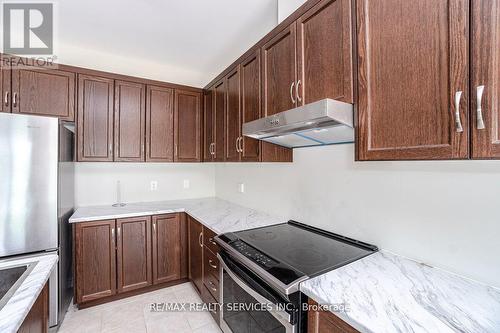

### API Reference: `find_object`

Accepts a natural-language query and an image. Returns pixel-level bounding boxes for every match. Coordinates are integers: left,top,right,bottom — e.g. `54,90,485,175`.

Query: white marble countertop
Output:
0,253,58,333
69,197,285,234
300,251,500,333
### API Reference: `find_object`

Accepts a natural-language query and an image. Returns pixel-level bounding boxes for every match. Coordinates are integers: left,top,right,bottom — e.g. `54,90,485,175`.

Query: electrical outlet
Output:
183,179,190,189
238,183,245,193
150,181,158,191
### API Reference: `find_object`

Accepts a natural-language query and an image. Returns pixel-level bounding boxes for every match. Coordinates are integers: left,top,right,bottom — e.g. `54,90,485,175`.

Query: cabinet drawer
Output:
203,226,220,254
201,285,220,325
203,247,220,301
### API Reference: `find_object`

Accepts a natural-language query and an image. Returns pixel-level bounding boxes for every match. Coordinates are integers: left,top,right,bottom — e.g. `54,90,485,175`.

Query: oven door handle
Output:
217,253,293,326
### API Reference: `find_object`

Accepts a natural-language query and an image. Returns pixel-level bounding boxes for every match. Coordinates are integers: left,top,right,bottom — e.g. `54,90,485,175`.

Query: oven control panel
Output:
230,240,278,268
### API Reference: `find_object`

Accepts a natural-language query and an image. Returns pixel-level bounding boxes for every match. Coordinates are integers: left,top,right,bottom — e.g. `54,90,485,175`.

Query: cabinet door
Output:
152,214,181,284
146,85,174,162
77,75,114,162
297,0,353,104
0,55,11,113
74,220,116,304
261,24,296,163
471,0,500,158
214,79,226,162
203,88,214,161
226,66,241,162
174,90,202,162
188,216,203,294
356,0,469,160
116,216,152,293
114,80,146,162
262,23,297,117
18,283,48,333
12,67,75,120
241,50,262,162
308,299,359,333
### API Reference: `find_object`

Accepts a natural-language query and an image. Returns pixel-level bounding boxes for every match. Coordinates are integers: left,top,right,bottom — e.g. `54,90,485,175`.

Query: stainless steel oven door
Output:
218,253,297,333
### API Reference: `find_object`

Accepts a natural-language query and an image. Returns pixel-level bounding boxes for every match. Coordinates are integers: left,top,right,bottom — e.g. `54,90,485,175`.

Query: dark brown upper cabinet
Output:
188,215,203,294
116,216,152,293
11,67,75,121
174,89,202,162
226,66,241,162
471,0,500,159
203,88,215,161
74,220,117,304
213,79,226,162
0,55,11,113
240,50,262,162
146,85,174,162
114,80,146,162
152,214,181,284
77,74,114,162
261,24,296,163
356,0,469,160
262,23,297,117
297,0,353,105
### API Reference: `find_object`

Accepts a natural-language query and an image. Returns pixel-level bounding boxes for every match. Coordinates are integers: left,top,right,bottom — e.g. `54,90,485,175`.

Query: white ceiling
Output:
55,0,278,87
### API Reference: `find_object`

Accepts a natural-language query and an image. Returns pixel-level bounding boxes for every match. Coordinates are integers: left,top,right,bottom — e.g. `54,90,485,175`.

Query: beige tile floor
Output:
58,282,222,333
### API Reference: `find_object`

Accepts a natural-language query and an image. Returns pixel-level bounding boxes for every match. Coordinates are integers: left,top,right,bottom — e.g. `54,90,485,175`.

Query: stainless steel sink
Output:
0,262,36,310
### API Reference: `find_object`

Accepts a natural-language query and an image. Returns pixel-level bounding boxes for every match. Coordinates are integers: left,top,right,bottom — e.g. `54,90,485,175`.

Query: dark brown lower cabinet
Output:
152,214,181,284
74,220,117,304
308,299,359,333
116,216,152,293
18,283,49,333
74,213,186,307
188,215,204,294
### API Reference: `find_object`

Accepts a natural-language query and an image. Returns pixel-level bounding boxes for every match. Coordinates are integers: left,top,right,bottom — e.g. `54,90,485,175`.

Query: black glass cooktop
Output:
219,221,377,285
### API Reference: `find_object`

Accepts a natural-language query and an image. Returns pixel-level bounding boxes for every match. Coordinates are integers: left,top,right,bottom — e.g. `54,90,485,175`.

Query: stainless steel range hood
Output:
242,98,354,148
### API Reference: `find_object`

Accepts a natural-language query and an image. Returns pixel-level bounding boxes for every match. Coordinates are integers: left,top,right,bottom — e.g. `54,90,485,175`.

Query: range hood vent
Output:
242,99,354,148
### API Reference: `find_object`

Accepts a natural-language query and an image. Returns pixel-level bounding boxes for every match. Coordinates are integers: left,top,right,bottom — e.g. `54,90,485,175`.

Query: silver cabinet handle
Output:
453,91,463,133
296,80,302,103
111,227,115,245
208,280,217,293
476,85,486,130
153,222,156,232
212,143,216,156
117,227,121,239
4,91,9,107
211,143,215,155
239,137,243,153
209,237,217,246
290,82,295,104
235,137,240,153
12,92,18,107
208,259,218,269
174,143,178,157
198,232,203,248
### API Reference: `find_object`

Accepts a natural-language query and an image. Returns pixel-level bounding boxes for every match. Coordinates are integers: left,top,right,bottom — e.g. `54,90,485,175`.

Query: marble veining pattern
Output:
300,251,500,333
0,254,58,333
69,197,285,234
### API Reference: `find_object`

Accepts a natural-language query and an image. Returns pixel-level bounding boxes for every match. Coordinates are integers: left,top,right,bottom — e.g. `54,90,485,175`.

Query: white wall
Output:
215,144,500,288
75,163,215,207
278,0,307,22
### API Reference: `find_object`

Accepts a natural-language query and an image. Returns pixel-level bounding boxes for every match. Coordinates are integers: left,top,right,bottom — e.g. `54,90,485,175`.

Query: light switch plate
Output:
238,183,245,193
183,179,190,189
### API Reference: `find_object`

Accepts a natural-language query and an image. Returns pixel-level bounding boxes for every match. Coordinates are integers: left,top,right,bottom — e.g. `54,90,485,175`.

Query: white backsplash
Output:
214,144,500,289
75,163,215,207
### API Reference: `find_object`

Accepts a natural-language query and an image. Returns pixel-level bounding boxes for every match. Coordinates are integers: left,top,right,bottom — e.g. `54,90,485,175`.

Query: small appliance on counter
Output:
215,221,378,333
0,113,75,329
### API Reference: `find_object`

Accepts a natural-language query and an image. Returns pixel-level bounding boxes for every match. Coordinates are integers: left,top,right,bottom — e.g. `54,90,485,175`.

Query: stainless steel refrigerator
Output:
0,113,74,329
